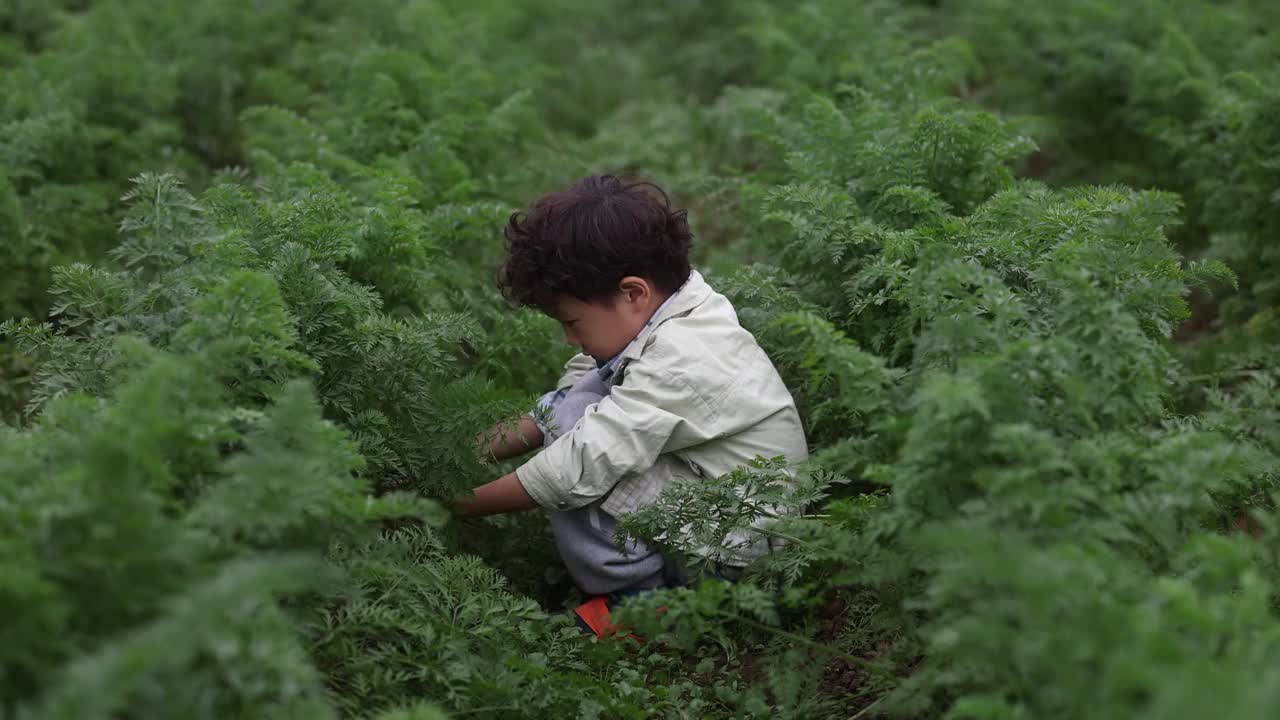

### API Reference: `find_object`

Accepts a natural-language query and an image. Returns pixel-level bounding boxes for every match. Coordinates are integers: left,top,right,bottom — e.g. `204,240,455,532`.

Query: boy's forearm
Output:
452,472,537,516
479,415,544,462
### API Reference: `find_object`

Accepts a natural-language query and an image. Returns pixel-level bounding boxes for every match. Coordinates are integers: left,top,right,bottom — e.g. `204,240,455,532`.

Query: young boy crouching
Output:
455,175,808,636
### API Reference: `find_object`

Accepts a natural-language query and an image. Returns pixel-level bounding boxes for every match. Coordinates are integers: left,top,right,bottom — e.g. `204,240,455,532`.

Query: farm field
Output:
2,1,1279,718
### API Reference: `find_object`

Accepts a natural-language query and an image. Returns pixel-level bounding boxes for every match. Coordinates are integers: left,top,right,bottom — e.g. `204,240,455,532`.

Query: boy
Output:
454,175,807,635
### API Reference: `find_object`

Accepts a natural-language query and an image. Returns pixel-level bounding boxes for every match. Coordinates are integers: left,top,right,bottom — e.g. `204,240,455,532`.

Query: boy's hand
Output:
452,472,538,517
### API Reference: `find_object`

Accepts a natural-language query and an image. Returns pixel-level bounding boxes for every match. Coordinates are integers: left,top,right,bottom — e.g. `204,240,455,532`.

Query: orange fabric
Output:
1235,512,1264,538
573,596,618,638
572,596,647,642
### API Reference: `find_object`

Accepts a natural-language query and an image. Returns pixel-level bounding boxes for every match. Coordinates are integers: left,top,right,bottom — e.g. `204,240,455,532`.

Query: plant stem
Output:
728,612,873,668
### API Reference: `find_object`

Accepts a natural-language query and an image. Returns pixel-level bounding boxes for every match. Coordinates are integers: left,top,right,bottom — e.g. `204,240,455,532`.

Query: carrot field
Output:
2,2,1279,718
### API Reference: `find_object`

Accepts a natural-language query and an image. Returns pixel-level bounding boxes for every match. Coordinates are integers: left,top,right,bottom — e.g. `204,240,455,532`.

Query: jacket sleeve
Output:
555,353,598,390
531,353,602,432
516,354,717,511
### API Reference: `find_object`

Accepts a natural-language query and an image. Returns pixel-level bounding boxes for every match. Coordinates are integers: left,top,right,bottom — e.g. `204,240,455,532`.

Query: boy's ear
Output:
617,276,652,306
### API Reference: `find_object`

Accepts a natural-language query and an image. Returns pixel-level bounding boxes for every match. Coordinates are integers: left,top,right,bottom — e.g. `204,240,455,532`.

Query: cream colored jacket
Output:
516,270,809,535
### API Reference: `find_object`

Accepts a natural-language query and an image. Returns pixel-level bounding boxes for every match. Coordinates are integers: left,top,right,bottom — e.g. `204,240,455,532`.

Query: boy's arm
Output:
457,353,614,516
555,353,599,388
515,356,716,512
452,472,536,517
479,353,596,462
478,415,544,462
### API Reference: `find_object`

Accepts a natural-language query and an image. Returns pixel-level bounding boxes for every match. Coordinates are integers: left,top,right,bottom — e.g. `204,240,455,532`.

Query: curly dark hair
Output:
497,175,693,311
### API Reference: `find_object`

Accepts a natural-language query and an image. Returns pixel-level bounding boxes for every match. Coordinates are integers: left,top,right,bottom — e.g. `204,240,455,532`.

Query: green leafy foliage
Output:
4,1,1280,719
920,0,1280,319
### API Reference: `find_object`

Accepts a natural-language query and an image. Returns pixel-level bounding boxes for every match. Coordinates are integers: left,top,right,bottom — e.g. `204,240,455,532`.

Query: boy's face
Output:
550,277,664,362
